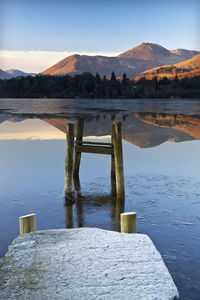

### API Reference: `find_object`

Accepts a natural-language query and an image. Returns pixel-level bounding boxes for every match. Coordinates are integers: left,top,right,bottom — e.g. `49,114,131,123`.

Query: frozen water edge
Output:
0,228,179,300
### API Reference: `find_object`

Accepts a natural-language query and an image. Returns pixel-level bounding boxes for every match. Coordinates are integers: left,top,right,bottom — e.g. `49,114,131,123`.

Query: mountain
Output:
0,69,12,79
119,42,182,64
0,69,36,79
41,54,156,78
170,49,200,60
41,43,199,78
119,43,199,64
136,53,200,80
6,69,36,77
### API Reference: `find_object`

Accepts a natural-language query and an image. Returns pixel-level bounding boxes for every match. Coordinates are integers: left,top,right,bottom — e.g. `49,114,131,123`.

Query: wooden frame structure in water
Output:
64,118,125,201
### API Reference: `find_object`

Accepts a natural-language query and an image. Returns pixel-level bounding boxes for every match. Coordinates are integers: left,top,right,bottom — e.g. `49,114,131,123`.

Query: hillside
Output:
41,43,199,78
136,54,200,80
0,69,36,79
0,69,12,79
41,54,157,78
6,69,36,77
170,49,199,60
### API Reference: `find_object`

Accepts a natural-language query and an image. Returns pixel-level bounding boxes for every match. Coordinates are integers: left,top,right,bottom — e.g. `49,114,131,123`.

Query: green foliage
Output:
0,72,199,99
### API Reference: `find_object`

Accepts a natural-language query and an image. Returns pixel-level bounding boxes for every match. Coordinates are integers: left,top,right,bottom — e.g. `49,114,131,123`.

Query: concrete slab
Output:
0,228,179,300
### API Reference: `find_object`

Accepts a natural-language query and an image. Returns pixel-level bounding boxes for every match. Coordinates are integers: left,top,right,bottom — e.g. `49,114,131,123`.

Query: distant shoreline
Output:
0,73,199,99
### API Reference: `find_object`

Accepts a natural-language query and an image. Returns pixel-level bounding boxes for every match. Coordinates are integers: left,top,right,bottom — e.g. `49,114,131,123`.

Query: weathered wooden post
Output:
112,121,125,198
19,213,36,235
73,118,84,177
65,123,75,200
120,212,137,233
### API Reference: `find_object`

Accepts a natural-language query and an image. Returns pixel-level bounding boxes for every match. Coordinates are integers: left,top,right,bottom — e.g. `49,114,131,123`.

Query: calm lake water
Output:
0,98,200,299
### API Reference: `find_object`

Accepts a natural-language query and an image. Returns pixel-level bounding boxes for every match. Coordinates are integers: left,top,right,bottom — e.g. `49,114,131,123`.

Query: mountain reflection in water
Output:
1,112,198,147
0,100,200,300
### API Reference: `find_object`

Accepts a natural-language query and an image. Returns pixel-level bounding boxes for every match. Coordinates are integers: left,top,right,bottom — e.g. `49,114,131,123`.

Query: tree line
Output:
0,72,199,99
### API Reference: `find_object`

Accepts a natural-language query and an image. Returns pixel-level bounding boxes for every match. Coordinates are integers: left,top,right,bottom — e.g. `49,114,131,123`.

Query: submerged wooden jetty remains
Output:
65,119,125,200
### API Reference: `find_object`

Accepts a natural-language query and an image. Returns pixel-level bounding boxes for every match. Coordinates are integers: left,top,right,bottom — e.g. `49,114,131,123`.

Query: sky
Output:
0,0,199,72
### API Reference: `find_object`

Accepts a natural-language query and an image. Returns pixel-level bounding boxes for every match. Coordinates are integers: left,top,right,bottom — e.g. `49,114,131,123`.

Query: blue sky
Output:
0,0,199,72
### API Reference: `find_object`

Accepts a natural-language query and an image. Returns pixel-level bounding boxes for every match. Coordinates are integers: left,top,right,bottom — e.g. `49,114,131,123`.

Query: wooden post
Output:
65,123,75,200
73,118,84,176
112,121,125,198
19,213,36,235
120,212,136,233
111,197,125,232
111,123,116,196
114,198,125,232
65,204,73,229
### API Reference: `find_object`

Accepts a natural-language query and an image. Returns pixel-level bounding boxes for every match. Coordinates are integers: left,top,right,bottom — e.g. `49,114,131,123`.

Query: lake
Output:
0,98,200,299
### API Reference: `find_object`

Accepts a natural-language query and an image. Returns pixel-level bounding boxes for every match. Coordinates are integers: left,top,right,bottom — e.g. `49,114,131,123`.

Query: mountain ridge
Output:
41,42,200,78
0,69,36,79
41,54,157,78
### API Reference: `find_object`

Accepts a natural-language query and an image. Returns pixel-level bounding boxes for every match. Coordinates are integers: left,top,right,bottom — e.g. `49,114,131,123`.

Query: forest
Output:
0,72,199,99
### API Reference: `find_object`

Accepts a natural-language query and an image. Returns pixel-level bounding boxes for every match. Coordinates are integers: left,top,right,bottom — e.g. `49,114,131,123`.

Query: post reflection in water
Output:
65,203,73,229
73,174,81,194
76,195,84,228
64,173,124,231
111,197,125,232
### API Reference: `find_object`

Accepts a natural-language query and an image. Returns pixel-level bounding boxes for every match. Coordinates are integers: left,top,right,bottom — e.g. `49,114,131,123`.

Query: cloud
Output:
0,49,119,73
